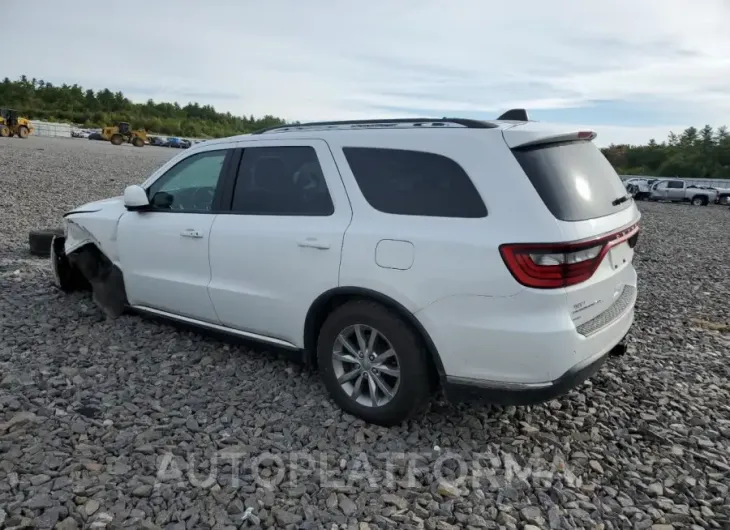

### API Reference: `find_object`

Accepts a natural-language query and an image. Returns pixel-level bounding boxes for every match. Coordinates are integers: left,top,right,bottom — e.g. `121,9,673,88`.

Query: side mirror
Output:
123,185,150,211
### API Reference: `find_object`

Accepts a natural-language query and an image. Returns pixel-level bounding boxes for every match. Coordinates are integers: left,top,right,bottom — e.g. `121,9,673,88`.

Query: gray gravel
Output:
2,136,730,530
0,137,175,260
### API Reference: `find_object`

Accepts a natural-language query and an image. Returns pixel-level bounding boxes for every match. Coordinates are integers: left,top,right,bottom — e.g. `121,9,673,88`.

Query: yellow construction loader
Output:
0,108,34,138
101,122,147,147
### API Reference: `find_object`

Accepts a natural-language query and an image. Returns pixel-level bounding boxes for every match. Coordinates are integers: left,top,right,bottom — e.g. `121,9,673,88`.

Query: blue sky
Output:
3,0,730,146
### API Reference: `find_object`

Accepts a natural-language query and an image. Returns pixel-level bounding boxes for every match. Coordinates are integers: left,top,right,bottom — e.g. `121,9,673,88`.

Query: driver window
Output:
146,150,228,212
656,181,668,190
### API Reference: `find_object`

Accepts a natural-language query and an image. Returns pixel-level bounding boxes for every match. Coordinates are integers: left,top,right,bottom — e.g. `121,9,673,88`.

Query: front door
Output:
666,181,685,200
207,139,352,346
651,181,669,200
118,147,232,322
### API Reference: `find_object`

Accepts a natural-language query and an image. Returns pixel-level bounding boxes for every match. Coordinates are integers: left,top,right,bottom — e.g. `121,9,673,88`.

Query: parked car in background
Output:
48,114,639,425
148,136,166,147
648,179,718,205
87,132,103,141
625,178,657,200
165,137,183,148
180,139,192,149
711,186,730,205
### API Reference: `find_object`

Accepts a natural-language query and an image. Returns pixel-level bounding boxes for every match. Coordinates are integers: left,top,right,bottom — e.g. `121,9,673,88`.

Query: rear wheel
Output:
691,196,706,206
0,125,9,137
110,133,124,146
17,125,29,138
317,300,431,426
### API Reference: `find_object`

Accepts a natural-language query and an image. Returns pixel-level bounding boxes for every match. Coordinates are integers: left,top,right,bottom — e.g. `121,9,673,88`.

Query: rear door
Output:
207,138,352,347
507,133,639,326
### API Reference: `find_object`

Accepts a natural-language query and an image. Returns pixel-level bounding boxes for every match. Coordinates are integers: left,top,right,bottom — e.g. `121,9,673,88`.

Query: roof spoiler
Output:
496,108,529,121
503,128,597,149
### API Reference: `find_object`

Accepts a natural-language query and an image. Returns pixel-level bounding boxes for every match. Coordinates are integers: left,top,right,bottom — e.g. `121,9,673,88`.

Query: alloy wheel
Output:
332,324,401,407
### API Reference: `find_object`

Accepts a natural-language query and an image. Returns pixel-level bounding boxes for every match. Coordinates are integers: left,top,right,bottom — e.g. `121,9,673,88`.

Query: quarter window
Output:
342,147,487,218
231,146,334,216
146,150,228,212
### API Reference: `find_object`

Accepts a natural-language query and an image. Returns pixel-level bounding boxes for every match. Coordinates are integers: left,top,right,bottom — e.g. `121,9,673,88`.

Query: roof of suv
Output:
196,112,598,150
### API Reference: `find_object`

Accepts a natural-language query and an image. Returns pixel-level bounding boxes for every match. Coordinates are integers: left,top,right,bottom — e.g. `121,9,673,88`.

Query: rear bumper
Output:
443,337,626,405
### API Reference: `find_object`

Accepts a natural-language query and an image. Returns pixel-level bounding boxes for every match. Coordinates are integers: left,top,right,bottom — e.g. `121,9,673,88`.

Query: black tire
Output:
29,228,64,257
132,136,144,147
690,195,707,206
317,300,431,426
110,133,124,146
18,125,29,138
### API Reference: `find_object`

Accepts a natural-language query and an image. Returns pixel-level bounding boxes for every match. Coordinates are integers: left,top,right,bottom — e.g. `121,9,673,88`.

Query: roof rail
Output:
252,117,498,134
496,108,530,121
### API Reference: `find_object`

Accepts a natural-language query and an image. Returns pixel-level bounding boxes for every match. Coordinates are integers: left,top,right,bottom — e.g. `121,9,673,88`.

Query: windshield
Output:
512,140,632,222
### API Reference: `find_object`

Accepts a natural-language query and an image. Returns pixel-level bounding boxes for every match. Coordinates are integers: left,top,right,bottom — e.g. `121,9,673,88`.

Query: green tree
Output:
601,124,730,179
0,75,286,138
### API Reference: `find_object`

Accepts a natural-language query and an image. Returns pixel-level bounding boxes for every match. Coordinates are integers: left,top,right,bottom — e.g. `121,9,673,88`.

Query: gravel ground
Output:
1,136,730,530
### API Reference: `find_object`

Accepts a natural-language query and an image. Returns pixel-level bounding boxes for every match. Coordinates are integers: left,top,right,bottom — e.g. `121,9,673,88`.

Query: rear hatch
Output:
501,124,640,328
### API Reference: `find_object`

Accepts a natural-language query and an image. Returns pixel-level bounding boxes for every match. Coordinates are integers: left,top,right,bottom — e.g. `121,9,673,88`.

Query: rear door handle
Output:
297,238,330,250
180,229,203,239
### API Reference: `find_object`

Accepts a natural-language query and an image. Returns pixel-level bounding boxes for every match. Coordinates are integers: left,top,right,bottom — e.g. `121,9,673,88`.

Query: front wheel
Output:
17,125,29,138
132,136,144,147
317,300,431,426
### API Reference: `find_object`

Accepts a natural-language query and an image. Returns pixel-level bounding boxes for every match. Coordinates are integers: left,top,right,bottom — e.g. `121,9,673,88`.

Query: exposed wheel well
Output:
67,243,128,318
303,288,445,390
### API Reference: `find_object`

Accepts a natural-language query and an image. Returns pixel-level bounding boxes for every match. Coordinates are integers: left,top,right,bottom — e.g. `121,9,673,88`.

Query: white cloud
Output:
5,0,730,144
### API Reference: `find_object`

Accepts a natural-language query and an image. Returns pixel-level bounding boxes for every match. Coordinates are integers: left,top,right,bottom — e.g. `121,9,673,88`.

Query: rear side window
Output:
231,146,334,216
667,181,683,189
342,147,487,218
512,141,631,221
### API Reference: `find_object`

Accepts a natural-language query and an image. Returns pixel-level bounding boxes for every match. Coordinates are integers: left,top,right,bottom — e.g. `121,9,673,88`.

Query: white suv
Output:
51,113,640,426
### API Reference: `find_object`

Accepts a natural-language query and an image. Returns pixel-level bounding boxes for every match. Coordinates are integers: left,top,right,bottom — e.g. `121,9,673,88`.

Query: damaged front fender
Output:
64,219,97,255
57,197,129,318
62,195,127,262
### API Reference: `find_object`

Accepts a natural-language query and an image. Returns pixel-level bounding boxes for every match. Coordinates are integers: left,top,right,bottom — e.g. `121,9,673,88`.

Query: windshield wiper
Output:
612,194,631,206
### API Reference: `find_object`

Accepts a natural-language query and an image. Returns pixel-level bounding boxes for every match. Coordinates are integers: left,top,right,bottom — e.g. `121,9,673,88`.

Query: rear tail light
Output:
500,223,639,289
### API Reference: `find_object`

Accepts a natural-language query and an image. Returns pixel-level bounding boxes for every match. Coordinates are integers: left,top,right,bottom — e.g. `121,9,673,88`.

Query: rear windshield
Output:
512,140,631,221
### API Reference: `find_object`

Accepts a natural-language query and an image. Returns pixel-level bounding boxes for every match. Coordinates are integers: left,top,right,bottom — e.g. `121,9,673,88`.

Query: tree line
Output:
601,126,730,179
0,76,287,138
2,76,729,178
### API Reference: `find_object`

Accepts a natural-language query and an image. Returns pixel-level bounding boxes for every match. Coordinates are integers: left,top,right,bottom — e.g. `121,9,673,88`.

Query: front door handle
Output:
181,229,203,239
297,238,330,250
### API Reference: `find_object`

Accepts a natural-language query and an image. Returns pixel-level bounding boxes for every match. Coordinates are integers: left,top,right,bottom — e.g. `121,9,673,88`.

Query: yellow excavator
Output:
101,122,147,147
0,108,34,138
